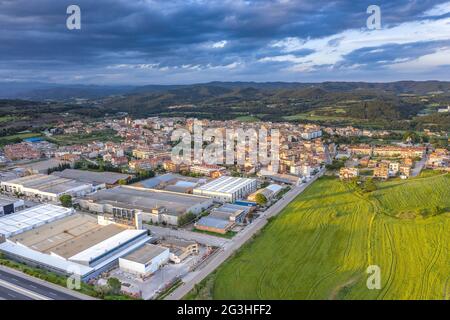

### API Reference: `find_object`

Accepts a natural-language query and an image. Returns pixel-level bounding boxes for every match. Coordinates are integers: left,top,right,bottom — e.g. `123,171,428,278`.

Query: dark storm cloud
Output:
0,0,449,83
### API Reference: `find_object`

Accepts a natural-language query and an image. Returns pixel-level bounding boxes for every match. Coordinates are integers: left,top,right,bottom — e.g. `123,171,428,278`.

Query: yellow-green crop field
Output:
186,173,450,300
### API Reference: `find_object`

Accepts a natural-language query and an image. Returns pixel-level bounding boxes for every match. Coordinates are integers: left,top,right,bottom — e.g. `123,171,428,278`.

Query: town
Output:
0,115,448,300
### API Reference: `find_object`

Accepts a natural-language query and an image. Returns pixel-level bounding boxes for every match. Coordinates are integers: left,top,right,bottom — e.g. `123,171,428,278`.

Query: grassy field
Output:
186,173,450,300
46,129,122,145
0,132,43,147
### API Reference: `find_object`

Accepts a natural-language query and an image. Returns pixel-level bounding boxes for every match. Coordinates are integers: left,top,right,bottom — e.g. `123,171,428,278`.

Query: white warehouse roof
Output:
194,176,256,194
0,240,93,277
0,204,74,238
68,229,148,266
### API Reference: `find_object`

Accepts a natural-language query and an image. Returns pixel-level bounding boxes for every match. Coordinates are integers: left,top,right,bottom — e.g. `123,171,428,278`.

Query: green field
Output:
46,129,122,145
0,132,43,147
186,173,450,300
234,115,261,122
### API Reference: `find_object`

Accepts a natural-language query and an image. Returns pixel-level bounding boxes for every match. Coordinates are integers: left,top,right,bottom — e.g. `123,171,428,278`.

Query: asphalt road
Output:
145,225,231,247
0,268,82,300
0,284,33,300
166,169,324,300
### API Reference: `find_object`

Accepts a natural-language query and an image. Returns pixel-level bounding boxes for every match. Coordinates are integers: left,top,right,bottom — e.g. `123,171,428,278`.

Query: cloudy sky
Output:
0,0,450,84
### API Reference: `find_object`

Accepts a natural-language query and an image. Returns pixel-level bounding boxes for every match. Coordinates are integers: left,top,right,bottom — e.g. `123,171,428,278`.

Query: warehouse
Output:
159,238,199,264
0,211,151,281
79,185,213,226
0,195,24,216
52,169,132,189
195,203,251,234
119,243,170,276
1,174,93,203
193,176,257,203
0,204,74,238
247,184,283,202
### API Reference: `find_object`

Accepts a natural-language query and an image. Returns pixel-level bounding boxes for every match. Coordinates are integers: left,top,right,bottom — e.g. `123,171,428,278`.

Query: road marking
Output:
0,279,51,300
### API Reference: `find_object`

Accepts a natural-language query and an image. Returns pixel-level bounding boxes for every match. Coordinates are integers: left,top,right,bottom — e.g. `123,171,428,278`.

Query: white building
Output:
290,165,313,177
119,244,170,276
193,176,257,203
0,209,151,281
301,128,322,140
1,174,93,203
0,204,74,238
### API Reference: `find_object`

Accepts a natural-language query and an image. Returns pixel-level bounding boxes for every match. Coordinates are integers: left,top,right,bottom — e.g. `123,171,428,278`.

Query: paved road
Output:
144,225,231,247
411,154,428,177
165,169,324,300
0,267,89,300
0,284,33,300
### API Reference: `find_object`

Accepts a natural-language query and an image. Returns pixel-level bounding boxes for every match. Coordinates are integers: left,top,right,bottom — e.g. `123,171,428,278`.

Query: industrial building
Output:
79,185,213,226
52,169,132,189
247,184,283,202
0,206,151,281
119,244,170,276
193,176,257,203
1,174,93,203
0,204,74,238
195,203,252,234
159,238,199,264
0,195,24,216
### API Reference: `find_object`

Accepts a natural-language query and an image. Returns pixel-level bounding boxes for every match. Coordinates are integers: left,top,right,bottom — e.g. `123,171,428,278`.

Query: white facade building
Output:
119,244,170,276
193,176,257,203
1,174,93,203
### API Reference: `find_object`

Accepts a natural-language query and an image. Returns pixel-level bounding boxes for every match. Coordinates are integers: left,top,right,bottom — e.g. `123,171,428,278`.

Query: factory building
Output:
119,244,170,276
52,169,132,189
193,176,257,203
0,204,74,238
159,238,199,264
0,195,24,216
1,174,93,203
195,203,252,234
79,185,213,226
0,206,151,281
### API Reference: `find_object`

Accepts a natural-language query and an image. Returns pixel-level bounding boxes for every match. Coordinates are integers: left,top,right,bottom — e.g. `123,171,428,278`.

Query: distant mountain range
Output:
1,80,450,101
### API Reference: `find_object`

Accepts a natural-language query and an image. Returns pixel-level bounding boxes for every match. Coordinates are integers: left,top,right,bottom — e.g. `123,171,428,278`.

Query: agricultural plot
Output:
187,174,450,300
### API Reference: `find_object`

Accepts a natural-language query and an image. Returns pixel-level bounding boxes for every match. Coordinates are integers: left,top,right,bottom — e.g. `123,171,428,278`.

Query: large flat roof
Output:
194,176,256,194
69,229,148,265
121,243,168,264
84,186,211,214
0,241,94,277
3,174,90,194
53,169,131,185
0,204,73,238
11,214,126,259
196,216,232,230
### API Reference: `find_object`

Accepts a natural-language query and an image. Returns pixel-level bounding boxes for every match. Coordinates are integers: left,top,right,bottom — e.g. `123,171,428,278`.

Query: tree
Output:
255,193,268,206
178,212,196,227
403,131,419,144
107,278,122,295
59,195,73,208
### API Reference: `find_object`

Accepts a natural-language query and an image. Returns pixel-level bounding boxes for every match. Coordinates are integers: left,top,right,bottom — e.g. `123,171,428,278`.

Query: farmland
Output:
186,173,450,300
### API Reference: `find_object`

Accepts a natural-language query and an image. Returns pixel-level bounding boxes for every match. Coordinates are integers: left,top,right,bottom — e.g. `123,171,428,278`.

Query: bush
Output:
59,194,73,208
